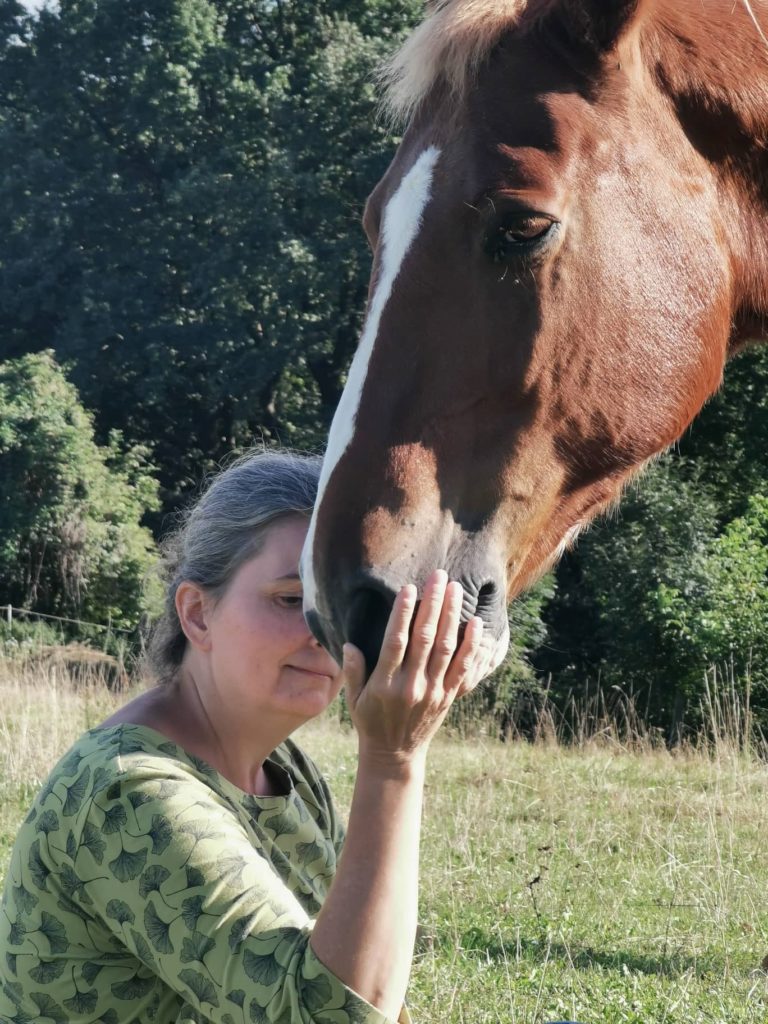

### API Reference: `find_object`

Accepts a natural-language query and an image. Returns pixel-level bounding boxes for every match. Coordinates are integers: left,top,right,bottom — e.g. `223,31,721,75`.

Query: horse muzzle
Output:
305,556,511,680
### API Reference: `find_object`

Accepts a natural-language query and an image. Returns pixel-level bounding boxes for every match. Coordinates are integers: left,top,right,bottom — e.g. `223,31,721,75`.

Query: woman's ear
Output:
175,581,213,653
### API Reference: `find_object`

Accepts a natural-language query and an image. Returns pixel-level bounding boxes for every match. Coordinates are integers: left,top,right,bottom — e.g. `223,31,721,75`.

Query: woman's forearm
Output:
310,575,486,1019
310,750,426,1020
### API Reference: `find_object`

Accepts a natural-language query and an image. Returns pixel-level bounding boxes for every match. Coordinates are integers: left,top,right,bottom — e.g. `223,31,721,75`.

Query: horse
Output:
302,0,768,674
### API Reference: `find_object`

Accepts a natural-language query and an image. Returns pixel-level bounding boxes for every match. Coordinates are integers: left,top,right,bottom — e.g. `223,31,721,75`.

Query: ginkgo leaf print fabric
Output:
0,724,404,1024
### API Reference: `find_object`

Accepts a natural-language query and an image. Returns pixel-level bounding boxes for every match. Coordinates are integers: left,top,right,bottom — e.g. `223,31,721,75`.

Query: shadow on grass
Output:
439,927,724,978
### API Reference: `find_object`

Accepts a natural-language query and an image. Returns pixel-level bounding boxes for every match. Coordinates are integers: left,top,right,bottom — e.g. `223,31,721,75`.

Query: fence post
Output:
5,604,11,627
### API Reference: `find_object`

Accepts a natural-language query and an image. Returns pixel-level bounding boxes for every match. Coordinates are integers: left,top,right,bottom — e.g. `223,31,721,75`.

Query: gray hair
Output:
147,449,322,684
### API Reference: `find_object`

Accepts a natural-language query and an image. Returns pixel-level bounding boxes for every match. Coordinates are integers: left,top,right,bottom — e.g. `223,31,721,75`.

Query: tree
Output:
677,346,768,515
655,494,768,706
538,462,714,729
0,0,421,511
6,1,766,732
541,427,768,736
0,351,159,631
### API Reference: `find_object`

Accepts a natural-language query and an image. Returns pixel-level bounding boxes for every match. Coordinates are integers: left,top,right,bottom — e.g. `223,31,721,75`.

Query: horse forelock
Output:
383,0,768,124
382,0,558,123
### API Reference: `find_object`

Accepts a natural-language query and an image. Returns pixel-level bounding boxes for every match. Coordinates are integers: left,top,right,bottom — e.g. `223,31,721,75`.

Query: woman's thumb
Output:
341,643,365,707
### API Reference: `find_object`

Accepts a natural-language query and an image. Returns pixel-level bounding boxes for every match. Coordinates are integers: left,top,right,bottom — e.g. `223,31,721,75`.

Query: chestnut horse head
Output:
303,0,768,672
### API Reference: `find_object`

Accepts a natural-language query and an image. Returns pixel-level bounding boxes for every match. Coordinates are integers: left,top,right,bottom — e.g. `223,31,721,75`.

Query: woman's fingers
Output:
376,583,418,677
406,570,448,674
367,572,495,708
350,574,499,758
456,637,493,698
426,580,464,681
446,615,484,694
341,643,367,709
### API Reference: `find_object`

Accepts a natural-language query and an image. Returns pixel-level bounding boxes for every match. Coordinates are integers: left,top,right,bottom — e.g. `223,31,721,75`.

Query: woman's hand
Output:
341,570,490,765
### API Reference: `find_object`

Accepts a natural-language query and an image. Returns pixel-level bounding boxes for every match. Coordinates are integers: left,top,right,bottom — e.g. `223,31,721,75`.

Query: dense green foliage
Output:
0,351,159,631
0,0,767,734
0,0,420,508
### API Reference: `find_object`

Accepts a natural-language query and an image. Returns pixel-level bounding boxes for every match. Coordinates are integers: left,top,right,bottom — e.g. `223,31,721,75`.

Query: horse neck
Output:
649,0,768,340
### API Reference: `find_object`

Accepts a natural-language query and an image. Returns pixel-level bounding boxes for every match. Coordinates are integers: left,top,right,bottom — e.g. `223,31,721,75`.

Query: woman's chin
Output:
278,671,341,717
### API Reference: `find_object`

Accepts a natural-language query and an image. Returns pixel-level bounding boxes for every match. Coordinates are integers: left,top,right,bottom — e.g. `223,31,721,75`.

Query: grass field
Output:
2,658,767,1023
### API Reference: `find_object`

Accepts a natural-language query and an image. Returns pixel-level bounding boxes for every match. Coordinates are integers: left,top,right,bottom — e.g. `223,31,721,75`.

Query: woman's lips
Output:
286,664,334,680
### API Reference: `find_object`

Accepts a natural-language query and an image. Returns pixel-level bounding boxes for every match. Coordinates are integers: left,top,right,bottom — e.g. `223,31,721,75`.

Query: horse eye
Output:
488,214,555,262
503,216,553,242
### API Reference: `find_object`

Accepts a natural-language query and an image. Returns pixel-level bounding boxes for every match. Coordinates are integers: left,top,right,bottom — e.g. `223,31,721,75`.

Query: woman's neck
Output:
100,678,290,796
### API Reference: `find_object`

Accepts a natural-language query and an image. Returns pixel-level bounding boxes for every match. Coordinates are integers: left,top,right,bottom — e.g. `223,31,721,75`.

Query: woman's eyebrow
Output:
273,573,302,582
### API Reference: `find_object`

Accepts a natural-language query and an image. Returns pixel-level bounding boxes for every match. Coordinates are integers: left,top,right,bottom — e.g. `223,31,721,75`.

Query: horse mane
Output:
382,1,767,124
381,0,558,123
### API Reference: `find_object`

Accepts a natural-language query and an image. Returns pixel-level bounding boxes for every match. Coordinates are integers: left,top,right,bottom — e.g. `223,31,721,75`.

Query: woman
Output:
0,450,490,1024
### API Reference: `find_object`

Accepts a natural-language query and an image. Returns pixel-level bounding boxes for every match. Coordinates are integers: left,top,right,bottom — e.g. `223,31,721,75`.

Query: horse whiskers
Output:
741,0,768,50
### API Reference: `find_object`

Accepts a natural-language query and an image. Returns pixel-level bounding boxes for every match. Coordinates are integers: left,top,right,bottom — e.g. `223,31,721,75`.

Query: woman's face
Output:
203,516,343,725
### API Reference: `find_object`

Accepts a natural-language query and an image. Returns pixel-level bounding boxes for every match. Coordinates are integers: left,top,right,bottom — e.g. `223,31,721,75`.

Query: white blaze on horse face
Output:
302,145,442,615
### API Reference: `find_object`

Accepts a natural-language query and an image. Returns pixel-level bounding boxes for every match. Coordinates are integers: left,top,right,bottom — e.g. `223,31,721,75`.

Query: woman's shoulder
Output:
50,723,192,774
32,725,140,805
28,724,218,820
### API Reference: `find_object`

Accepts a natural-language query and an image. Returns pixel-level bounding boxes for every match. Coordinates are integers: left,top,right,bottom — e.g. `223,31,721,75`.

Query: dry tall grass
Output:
1,651,764,796
0,652,131,878
0,652,129,819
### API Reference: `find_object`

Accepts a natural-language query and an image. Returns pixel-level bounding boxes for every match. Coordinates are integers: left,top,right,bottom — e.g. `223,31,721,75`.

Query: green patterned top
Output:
0,724,402,1024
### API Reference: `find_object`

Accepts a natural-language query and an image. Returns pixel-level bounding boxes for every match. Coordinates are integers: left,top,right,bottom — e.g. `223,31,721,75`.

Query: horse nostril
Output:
346,585,396,680
476,582,498,616
464,580,501,625
458,578,500,623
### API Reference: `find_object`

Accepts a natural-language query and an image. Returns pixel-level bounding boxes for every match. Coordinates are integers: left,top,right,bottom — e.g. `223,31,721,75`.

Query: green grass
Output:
303,727,768,1023
2,659,768,1023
